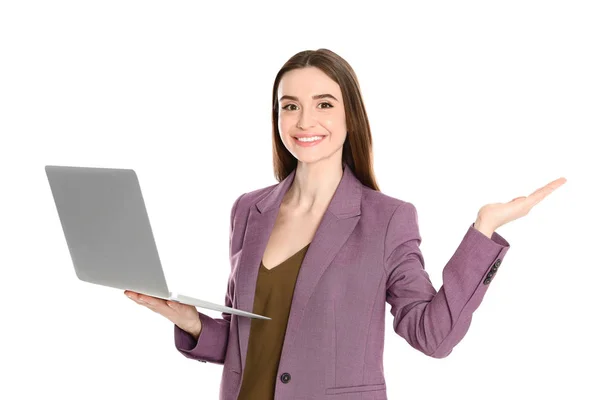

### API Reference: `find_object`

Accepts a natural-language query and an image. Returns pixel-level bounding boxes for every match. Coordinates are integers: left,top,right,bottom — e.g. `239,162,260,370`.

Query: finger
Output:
125,291,139,301
541,178,566,195
550,176,567,187
126,293,172,317
138,294,161,306
141,296,176,314
127,293,155,306
130,296,148,306
136,297,163,311
527,177,566,205
124,290,144,300
126,294,151,307
529,177,567,196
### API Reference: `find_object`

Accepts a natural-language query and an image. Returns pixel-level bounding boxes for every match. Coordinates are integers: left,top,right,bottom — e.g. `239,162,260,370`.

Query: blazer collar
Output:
255,162,362,218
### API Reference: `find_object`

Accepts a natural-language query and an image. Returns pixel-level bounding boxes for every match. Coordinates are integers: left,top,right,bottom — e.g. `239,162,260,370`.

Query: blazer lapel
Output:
236,163,363,372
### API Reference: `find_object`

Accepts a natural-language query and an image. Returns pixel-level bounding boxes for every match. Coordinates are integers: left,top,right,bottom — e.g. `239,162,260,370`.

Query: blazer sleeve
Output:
173,192,245,364
384,202,510,358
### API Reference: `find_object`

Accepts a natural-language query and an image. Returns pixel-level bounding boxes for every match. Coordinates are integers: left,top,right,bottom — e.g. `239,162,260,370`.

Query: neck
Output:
283,159,344,214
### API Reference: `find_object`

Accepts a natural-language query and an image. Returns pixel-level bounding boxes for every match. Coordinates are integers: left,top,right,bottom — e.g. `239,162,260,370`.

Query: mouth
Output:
293,135,325,146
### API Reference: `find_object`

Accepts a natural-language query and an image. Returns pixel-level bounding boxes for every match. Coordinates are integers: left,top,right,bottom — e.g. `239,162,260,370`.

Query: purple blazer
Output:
174,165,510,399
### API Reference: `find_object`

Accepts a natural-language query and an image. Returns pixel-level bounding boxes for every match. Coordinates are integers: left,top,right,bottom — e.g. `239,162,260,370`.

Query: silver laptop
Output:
45,165,270,320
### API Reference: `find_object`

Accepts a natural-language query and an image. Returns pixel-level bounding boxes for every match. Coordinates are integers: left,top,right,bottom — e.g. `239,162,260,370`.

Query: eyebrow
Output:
279,93,339,102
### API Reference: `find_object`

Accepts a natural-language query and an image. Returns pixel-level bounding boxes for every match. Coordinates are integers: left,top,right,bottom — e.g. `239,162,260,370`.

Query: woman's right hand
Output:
124,290,202,339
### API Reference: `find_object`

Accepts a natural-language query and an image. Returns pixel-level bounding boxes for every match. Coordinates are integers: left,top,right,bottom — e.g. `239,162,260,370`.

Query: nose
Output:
297,108,316,129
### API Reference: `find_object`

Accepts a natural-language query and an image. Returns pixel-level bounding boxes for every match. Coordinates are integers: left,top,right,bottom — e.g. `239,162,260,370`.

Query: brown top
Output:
236,242,310,400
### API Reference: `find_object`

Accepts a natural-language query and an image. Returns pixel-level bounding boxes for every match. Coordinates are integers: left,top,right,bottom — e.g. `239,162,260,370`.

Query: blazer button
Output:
483,277,492,285
486,271,495,279
494,259,502,268
280,372,291,383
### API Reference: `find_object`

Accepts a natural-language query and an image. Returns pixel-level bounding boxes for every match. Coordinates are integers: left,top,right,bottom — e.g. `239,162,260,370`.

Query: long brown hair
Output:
271,48,380,191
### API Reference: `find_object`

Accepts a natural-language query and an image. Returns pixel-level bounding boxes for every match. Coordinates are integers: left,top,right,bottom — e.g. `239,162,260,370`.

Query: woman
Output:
125,49,566,399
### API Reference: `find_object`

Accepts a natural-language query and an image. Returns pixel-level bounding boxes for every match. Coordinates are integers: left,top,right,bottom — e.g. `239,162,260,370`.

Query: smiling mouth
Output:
294,135,325,145
296,135,323,140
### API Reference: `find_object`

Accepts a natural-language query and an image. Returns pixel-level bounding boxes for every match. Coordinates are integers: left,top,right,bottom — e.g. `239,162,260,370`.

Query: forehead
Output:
278,67,341,97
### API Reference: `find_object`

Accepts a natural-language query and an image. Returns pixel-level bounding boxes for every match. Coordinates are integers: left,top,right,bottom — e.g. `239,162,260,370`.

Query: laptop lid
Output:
45,165,170,299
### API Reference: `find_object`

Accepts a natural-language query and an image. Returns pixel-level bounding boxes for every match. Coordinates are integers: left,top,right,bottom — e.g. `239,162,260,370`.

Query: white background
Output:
1,1,598,399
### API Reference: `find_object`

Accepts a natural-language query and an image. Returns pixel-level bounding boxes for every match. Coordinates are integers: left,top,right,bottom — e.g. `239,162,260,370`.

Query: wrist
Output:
185,318,202,341
192,320,202,340
474,217,495,239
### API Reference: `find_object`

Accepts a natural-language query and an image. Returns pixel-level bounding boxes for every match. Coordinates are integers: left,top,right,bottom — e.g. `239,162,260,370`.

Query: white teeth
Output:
296,136,323,142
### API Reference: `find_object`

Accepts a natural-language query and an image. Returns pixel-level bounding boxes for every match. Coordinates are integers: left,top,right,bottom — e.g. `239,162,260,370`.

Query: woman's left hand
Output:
476,177,567,232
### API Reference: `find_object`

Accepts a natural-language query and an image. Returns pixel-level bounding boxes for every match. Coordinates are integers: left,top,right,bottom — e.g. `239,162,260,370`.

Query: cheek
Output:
278,114,294,132
322,115,346,133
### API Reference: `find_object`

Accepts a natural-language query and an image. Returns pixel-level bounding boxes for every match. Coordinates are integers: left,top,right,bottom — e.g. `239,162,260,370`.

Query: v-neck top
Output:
236,242,311,400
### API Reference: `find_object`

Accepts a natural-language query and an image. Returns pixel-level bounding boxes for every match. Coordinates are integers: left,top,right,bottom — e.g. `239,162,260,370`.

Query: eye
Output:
282,104,298,111
282,102,333,111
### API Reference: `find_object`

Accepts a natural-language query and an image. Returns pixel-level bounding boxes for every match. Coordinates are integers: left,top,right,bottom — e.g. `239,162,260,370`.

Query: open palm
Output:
478,177,567,230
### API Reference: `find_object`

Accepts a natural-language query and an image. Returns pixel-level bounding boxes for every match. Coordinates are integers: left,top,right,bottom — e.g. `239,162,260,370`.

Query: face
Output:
277,67,347,166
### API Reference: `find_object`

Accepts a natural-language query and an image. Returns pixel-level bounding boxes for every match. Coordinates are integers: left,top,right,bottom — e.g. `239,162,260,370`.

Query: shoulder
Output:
360,186,421,260
361,185,410,209
232,182,277,211
228,181,279,225
361,185,418,224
